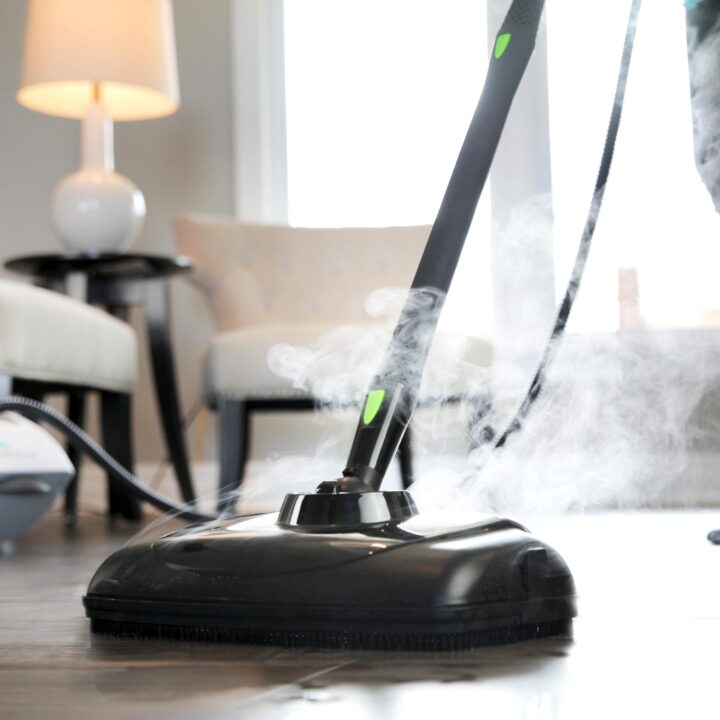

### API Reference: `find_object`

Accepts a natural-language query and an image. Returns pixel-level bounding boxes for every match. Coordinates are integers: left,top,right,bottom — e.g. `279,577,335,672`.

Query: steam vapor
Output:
687,1,720,211
269,280,720,518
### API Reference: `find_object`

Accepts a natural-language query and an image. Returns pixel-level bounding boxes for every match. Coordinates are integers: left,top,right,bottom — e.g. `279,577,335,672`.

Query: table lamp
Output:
17,0,180,254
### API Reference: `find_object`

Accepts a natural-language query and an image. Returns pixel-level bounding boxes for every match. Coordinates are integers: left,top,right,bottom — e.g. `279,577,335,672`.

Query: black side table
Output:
5,252,196,516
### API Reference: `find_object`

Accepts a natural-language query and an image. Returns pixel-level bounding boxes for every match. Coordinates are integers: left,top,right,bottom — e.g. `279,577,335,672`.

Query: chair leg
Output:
398,425,414,489
143,283,196,504
217,399,250,513
63,390,86,526
101,391,142,520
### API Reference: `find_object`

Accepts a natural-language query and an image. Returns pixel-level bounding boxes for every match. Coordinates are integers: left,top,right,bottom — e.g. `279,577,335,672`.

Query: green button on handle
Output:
494,32,512,59
363,390,386,425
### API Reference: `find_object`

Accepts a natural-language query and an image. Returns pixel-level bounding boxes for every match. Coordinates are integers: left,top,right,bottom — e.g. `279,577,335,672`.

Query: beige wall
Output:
0,0,233,461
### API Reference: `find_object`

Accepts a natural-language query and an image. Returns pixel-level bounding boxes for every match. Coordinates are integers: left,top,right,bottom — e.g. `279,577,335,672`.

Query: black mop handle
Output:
341,0,545,491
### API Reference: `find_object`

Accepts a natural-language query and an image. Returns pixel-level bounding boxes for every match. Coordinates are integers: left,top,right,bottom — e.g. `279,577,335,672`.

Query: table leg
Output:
101,391,142,520
144,281,196,503
63,390,85,525
217,399,250,513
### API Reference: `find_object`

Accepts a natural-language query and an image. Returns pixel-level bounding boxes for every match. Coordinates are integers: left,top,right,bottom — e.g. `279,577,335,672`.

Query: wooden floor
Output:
2,506,720,719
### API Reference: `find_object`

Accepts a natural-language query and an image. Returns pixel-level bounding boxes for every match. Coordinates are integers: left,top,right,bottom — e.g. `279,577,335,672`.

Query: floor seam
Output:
230,660,355,708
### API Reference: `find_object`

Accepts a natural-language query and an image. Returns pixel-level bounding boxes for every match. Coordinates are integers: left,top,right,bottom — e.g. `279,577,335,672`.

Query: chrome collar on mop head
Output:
277,484,417,532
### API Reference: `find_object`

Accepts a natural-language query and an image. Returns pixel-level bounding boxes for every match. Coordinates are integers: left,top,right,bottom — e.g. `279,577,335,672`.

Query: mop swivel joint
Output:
276,487,418,532
317,476,373,494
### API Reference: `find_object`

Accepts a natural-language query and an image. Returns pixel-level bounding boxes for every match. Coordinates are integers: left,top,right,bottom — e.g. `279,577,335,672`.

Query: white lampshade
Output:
17,0,180,121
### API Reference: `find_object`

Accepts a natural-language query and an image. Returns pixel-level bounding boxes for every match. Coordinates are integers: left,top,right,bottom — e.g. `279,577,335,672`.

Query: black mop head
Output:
84,510,576,650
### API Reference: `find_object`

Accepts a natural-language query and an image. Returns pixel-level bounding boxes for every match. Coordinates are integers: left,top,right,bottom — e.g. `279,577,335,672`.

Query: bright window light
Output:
547,0,720,330
283,0,491,336
285,1,719,336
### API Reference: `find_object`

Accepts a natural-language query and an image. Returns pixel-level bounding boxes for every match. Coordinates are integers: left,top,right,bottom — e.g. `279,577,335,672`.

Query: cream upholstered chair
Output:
174,214,492,509
0,279,139,521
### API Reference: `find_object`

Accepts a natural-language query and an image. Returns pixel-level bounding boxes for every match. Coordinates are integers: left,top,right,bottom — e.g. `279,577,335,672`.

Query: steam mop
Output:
0,0,641,648
80,1,579,650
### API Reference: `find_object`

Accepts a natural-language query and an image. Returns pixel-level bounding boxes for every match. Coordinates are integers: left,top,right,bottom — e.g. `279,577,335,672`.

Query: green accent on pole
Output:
494,32,512,59
363,389,386,425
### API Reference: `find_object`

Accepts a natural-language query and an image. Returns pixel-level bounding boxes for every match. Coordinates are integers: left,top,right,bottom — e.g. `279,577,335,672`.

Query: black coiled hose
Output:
488,0,642,450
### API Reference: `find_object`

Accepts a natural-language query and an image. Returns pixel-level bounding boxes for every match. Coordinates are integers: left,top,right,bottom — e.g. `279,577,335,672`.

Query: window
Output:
547,0,720,330
283,0,492,335
282,1,720,336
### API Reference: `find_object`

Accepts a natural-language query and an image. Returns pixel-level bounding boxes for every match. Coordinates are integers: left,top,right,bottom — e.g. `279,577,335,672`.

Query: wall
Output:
0,0,234,461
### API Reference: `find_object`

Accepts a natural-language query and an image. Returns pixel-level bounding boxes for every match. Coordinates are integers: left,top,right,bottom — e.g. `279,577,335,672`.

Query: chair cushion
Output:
205,323,492,403
0,280,137,394
174,215,432,330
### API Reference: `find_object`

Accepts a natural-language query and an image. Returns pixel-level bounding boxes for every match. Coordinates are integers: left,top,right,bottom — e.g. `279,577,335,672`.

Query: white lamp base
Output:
51,168,146,254
50,99,146,254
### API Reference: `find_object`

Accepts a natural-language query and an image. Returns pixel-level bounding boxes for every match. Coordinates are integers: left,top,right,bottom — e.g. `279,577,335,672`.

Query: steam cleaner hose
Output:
0,396,216,523
490,0,641,449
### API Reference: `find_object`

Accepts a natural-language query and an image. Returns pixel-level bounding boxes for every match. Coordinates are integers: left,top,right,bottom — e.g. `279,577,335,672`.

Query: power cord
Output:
481,0,642,451
0,396,216,523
